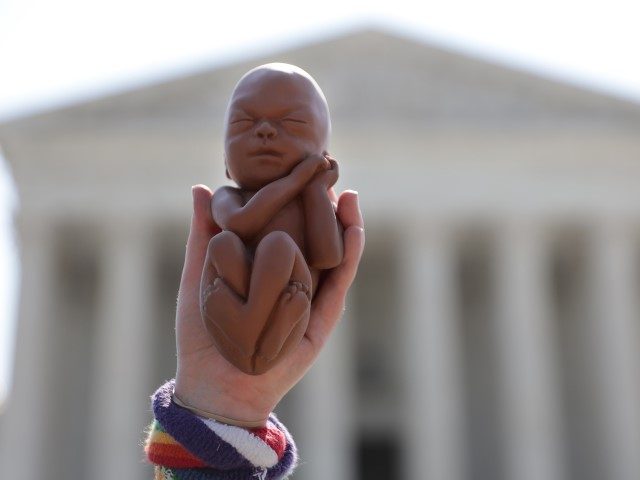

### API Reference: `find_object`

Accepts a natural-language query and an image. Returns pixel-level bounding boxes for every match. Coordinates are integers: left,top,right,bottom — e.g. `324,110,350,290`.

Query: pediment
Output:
3,28,640,135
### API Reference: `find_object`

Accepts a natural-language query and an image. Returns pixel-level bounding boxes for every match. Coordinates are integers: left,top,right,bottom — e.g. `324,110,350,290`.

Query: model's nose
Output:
255,120,277,140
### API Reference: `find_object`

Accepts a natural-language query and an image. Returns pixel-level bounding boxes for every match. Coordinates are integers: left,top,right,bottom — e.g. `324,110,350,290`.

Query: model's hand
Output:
291,153,330,183
307,156,339,190
174,185,364,425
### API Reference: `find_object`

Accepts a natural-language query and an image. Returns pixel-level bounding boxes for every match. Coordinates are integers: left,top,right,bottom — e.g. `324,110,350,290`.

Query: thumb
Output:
178,185,219,307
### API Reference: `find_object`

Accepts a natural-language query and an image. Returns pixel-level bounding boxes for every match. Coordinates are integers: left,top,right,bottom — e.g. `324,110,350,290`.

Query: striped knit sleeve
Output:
144,380,297,480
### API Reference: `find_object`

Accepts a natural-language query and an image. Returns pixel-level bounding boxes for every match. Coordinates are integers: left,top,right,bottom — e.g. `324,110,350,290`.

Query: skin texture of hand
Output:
174,184,365,425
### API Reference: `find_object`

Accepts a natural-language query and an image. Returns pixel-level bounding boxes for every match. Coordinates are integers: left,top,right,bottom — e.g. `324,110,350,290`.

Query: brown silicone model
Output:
200,64,344,375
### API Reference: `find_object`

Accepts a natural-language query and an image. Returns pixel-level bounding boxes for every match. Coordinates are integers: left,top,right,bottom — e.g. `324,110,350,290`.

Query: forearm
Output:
225,172,312,240
303,184,344,269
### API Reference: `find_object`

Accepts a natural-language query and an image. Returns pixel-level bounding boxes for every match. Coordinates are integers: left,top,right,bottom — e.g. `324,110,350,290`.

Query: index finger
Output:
336,189,363,230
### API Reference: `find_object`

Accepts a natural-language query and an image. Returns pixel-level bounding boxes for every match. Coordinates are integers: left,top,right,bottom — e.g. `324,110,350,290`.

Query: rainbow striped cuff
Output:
145,380,297,480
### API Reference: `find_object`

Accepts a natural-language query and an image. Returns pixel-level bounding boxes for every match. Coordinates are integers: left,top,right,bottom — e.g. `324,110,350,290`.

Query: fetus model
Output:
200,63,343,375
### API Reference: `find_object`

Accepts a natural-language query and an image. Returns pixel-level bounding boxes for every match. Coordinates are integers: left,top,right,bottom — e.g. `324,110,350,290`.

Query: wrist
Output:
147,379,299,478
303,178,325,194
174,370,274,427
172,390,268,428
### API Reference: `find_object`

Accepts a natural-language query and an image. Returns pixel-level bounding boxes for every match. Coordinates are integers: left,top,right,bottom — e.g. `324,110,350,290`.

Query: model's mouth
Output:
251,148,283,157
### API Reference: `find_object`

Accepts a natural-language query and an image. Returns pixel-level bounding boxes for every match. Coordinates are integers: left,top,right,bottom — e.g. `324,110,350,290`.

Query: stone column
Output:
493,222,565,480
0,218,55,480
587,222,640,480
88,220,154,480
295,309,356,480
401,223,466,480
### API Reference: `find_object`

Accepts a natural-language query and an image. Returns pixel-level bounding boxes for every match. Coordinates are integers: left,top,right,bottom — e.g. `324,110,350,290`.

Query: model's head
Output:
223,63,331,190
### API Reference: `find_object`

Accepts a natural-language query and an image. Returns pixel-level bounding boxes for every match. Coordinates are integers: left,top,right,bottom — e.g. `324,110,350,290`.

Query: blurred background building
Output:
1,28,640,480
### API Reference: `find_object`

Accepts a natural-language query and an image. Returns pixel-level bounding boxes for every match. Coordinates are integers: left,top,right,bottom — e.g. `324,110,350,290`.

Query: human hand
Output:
174,185,364,426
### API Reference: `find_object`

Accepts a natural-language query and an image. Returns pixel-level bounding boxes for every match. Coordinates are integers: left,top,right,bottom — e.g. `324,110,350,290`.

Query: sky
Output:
1,0,640,403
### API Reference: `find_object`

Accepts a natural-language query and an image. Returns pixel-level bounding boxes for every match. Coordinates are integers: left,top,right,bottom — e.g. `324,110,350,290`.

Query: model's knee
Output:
262,230,293,245
208,230,241,256
257,231,296,255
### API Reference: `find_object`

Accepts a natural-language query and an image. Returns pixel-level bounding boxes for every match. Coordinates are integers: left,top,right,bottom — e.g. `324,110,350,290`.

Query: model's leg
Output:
201,230,251,300
254,312,310,374
245,231,311,315
246,232,312,372
203,278,261,363
200,232,256,366
253,282,310,373
201,230,312,374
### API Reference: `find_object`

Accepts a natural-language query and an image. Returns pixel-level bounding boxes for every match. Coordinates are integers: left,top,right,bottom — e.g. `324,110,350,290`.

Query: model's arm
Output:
213,155,329,241
303,157,344,269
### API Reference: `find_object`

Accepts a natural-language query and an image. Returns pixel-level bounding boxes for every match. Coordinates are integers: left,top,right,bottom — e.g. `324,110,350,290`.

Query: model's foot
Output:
289,280,311,300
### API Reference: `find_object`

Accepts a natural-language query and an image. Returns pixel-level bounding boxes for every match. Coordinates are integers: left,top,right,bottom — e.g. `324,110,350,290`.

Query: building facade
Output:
1,29,640,480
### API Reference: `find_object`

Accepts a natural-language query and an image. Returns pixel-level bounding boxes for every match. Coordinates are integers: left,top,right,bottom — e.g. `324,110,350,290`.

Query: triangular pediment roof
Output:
2,27,640,135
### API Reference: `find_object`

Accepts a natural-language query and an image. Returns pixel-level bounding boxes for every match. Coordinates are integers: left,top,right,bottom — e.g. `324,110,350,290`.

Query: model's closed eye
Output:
282,118,307,124
231,118,254,124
